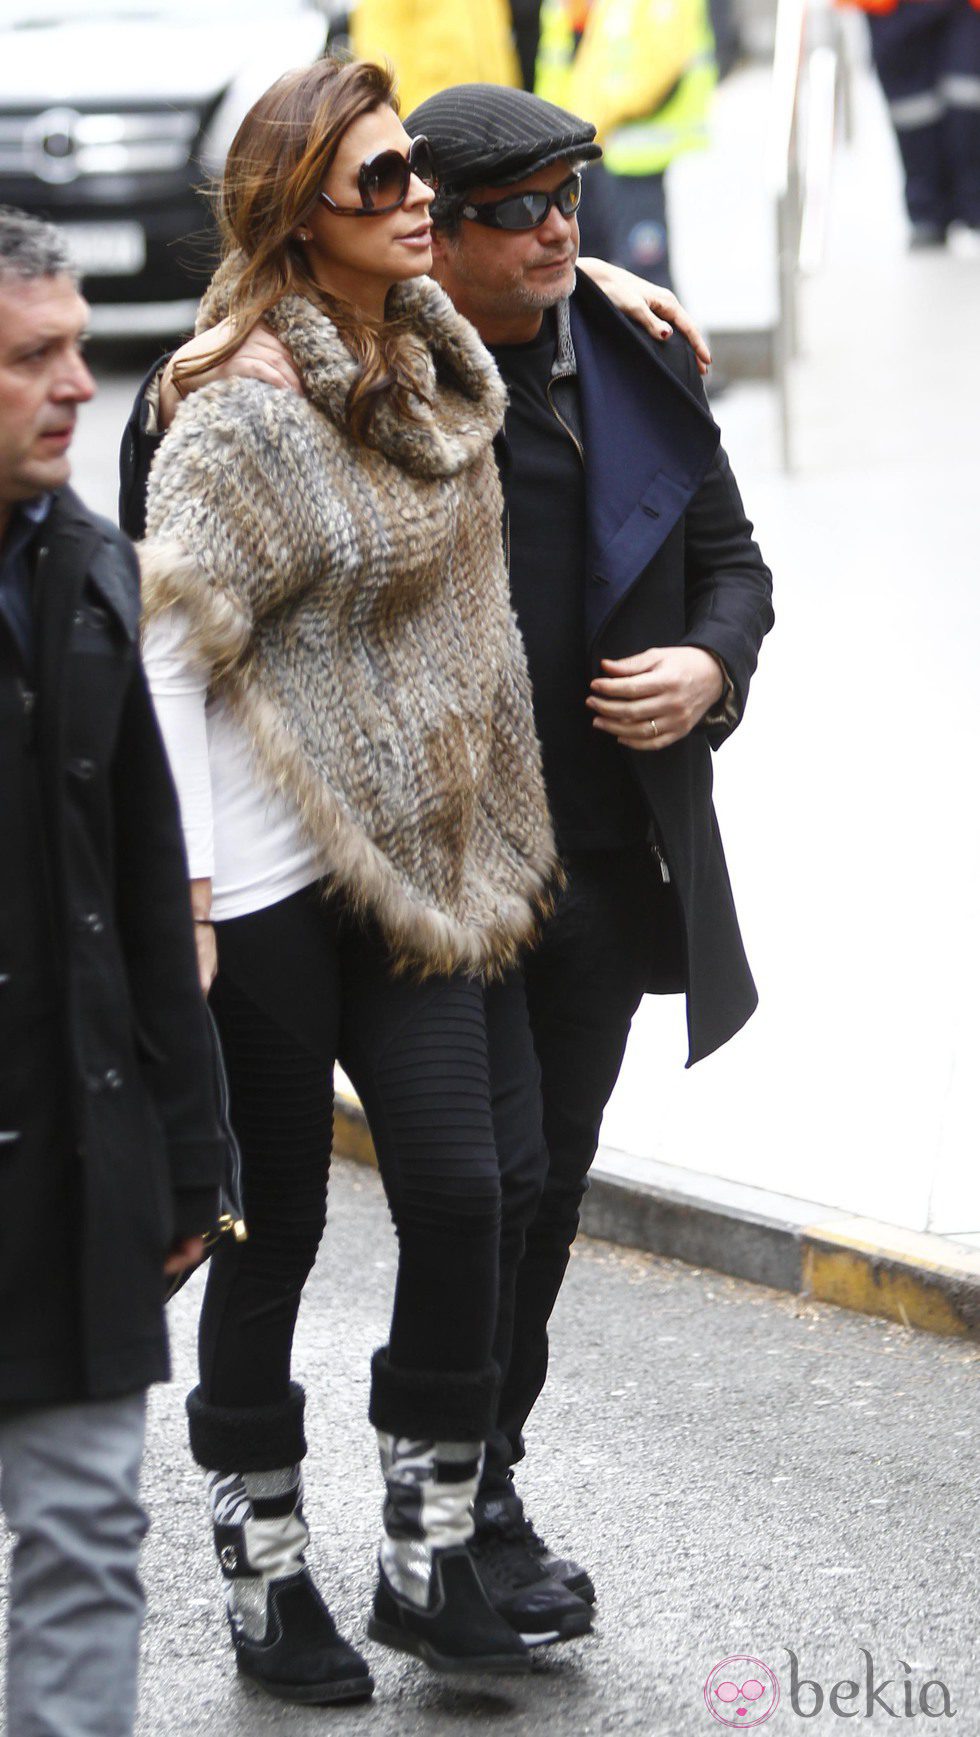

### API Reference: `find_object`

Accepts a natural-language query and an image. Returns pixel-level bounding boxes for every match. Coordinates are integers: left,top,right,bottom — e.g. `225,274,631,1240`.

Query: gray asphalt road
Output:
4,1156,976,1736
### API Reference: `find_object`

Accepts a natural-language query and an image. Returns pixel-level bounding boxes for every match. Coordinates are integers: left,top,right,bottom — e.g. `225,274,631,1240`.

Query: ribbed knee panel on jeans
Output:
362,983,501,1372
368,984,501,1200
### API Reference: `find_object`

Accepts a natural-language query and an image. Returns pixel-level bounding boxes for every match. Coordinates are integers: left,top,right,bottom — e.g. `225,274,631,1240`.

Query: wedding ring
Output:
648,717,659,736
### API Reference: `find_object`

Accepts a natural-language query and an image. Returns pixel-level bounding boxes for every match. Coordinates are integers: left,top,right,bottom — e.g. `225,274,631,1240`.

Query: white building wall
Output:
601,57,980,1244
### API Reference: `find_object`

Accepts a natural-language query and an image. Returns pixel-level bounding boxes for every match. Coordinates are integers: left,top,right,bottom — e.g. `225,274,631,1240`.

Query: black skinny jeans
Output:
200,882,548,1415
482,847,663,1490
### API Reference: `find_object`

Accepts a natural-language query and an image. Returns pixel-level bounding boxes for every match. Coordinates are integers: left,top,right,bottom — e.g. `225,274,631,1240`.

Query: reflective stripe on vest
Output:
889,74,980,132
604,49,716,174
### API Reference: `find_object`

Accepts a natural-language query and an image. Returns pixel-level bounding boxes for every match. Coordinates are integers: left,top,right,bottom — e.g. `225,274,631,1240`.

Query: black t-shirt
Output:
490,313,647,852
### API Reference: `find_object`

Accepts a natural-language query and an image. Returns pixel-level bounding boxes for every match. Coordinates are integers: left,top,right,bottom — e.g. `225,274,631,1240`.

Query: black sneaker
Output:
476,1490,597,1607
471,1496,593,1645
526,1531,597,1607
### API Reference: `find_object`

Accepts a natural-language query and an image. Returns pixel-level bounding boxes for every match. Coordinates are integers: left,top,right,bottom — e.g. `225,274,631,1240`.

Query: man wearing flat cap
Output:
401,79,772,1622
119,80,772,1650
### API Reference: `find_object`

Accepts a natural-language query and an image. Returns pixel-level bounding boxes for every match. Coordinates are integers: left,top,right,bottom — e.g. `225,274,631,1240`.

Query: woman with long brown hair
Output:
139,55,568,1702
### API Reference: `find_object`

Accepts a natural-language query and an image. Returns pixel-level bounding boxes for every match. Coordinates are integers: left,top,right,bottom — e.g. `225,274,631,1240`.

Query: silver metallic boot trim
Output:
205,1465,308,1642
376,1435,483,1609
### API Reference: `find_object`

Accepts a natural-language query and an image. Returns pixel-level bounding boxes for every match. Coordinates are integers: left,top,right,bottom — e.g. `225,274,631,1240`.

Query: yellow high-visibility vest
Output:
536,0,716,175
351,0,522,119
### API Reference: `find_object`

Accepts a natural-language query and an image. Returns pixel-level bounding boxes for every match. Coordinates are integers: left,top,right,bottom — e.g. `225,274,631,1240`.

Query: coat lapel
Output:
569,278,720,651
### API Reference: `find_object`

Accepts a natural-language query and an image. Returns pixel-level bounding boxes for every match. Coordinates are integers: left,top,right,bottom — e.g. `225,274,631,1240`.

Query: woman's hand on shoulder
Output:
160,319,304,430
576,257,712,376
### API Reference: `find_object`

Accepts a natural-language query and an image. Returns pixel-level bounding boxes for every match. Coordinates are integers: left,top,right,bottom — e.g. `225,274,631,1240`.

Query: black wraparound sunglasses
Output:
318,135,438,217
461,170,583,232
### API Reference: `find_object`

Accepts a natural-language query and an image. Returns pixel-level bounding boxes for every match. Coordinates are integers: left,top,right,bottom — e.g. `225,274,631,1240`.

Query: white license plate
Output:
57,221,146,277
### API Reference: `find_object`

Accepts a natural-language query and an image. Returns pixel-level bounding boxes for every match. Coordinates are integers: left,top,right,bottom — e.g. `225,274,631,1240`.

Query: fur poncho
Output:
140,270,555,977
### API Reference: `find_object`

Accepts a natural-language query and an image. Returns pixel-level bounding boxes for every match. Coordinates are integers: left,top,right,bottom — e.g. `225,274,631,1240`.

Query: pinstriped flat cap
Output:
404,84,602,192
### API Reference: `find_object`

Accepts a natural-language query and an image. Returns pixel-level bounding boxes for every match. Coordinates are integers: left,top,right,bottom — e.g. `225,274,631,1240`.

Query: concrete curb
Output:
333,1096,980,1342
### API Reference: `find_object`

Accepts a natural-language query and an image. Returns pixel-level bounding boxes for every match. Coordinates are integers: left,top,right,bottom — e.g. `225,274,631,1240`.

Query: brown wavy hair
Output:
173,56,431,442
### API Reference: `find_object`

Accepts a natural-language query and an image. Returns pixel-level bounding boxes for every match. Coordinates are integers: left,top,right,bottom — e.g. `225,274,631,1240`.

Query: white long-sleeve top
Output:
142,607,322,921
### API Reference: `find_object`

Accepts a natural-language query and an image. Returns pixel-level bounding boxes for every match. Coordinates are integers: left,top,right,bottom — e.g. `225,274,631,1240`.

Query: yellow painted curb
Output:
333,1092,980,1341
802,1217,980,1339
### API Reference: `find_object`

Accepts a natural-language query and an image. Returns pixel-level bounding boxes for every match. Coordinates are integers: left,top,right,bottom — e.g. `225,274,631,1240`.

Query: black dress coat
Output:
0,488,222,1407
118,276,773,1065
563,272,774,1063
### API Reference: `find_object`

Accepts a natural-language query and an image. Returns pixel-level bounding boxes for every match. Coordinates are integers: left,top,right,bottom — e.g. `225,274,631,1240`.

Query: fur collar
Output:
195,258,507,480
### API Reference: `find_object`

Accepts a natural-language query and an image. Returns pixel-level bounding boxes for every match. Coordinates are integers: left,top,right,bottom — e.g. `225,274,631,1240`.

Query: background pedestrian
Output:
349,0,522,114
843,0,980,252
536,0,718,290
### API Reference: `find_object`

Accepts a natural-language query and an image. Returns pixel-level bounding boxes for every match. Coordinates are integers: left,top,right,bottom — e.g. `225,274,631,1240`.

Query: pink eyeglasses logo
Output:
704,1656,781,1727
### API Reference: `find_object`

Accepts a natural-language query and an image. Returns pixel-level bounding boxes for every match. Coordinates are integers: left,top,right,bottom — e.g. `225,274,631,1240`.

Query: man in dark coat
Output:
408,85,772,1630
0,207,224,1737
117,85,772,1647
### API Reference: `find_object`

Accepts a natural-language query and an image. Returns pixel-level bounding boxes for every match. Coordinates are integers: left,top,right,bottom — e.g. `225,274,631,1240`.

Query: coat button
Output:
69,757,97,781
77,910,105,935
85,1068,124,1094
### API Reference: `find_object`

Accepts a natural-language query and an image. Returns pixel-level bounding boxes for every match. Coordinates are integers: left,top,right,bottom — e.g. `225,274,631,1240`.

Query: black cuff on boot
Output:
368,1348,498,1441
186,1382,307,1471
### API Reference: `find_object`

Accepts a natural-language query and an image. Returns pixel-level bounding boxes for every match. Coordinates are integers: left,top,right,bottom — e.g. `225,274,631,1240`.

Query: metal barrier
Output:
768,0,853,469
